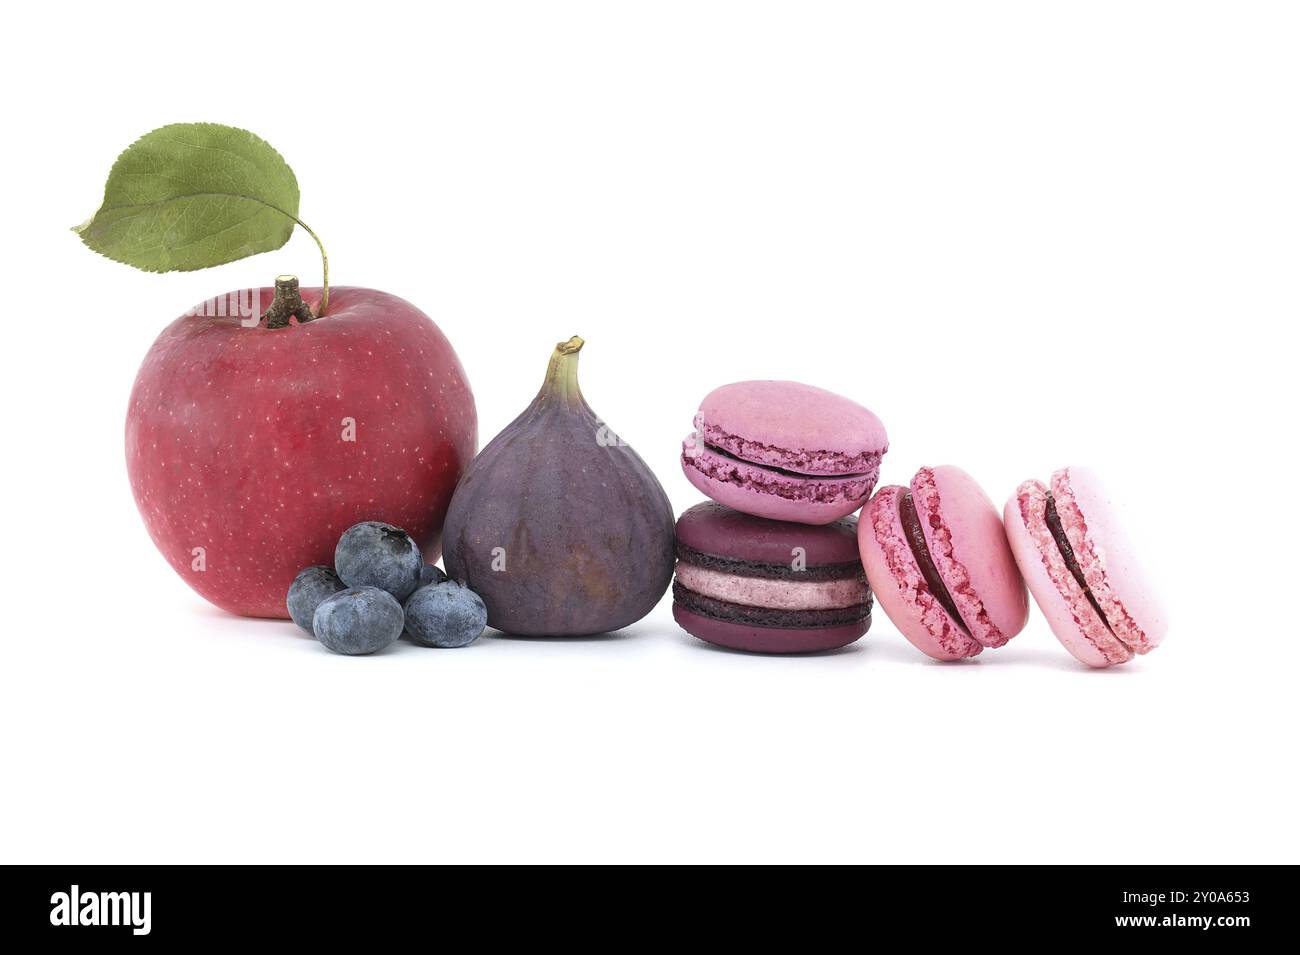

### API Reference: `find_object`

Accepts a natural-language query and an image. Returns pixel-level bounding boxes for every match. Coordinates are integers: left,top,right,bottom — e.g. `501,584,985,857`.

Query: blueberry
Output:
286,566,347,633
420,563,448,586
312,586,404,655
335,521,423,601
404,581,488,648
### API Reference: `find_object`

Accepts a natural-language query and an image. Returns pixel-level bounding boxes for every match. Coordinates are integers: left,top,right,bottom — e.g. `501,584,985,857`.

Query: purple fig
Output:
442,336,675,635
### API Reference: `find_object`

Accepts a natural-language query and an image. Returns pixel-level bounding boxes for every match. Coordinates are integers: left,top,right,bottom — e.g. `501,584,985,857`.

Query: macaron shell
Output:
673,604,869,653
674,500,862,566
696,380,888,474
914,465,1028,647
858,485,984,661
1003,481,1131,667
1053,467,1167,653
682,440,873,525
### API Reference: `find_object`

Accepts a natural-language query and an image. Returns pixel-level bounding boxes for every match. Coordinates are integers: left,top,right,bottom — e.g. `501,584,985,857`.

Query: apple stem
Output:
262,275,315,328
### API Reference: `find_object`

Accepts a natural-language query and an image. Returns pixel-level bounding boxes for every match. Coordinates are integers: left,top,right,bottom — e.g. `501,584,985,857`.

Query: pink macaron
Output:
681,380,888,525
1004,466,1166,668
859,465,1028,660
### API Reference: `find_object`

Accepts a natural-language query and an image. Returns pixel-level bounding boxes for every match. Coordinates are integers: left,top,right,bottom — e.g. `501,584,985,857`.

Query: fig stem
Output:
262,275,315,328
541,335,585,403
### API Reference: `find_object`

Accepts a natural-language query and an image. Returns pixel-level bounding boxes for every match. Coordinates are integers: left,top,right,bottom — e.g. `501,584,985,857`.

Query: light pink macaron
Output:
681,380,888,525
1004,466,1166,668
859,465,1028,660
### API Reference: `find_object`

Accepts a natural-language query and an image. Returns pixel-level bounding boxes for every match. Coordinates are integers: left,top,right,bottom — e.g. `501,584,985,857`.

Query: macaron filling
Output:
866,487,983,659
1014,479,1133,665
1048,470,1154,655
1044,492,1112,633
696,419,883,476
898,489,971,638
672,581,871,629
673,543,872,631
910,467,1010,648
675,562,869,611
683,436,879,504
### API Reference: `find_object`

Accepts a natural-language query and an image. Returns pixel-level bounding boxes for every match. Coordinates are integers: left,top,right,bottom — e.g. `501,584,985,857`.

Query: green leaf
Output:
74,123,302,273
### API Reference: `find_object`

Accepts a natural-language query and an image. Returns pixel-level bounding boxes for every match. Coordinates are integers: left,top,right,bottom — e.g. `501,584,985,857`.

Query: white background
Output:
1,1,1295,863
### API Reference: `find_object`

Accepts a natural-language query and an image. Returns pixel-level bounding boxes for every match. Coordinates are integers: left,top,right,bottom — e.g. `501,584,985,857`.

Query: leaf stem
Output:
288,215,329,317
172,194,330,318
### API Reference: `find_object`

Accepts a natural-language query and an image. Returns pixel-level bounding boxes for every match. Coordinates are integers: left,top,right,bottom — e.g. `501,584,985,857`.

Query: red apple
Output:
125,284,477,618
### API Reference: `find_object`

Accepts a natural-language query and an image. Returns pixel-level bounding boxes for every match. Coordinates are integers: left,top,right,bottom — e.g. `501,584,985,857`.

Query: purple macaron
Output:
681,380,888,525
673,501,873,653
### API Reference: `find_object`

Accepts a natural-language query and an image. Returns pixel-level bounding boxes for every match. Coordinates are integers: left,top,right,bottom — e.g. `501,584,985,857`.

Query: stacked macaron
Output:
674,380,888,653
674,502,872,653
682,381,889,525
